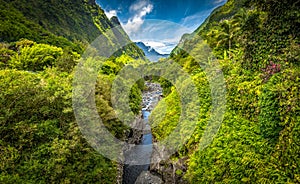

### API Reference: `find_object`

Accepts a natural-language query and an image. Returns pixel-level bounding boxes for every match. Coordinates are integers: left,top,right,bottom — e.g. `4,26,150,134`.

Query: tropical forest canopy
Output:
0,0,299,183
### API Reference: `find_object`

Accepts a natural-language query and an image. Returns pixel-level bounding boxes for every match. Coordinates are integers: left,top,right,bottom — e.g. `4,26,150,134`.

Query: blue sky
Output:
96,0,226,54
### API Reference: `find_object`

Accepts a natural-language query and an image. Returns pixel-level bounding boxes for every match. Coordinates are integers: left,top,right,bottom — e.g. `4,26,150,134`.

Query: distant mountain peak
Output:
135,42,169,62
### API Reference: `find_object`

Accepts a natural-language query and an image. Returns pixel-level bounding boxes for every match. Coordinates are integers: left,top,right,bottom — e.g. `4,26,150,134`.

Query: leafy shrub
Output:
9,43,63,71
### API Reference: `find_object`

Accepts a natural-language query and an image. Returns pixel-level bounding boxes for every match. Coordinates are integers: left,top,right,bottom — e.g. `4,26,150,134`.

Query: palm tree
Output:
217,19,238,50
232,8,248,28
206,9,249,58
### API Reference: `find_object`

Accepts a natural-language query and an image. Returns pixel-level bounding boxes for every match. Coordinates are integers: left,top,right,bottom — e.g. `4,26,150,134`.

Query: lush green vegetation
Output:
0,68,119,183
151,0,300,183
0,39,145,182
0,0,147,183
0,0,144,58
0,0,82,53
1,0,299,183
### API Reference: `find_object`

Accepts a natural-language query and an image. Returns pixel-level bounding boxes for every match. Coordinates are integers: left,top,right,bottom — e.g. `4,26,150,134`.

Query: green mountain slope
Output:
0,0,81,52
152,0,300,183
0,0,144,58
6,0,106,43
171,0,248,56
0,0,146,183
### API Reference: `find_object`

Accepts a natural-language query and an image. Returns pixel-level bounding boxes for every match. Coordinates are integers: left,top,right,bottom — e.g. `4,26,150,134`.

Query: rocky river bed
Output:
121,82,164,184
142,82,163,112
119,81,189,184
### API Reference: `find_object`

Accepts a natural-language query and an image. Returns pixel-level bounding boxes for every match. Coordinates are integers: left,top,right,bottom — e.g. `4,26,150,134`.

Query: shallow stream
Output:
122,82,162,184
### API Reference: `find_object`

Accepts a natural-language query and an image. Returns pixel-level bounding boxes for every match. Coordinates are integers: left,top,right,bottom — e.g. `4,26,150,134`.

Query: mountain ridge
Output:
171,0,248,56
151,0,300,183
0,0,146,183
135,41,169,62
0,0,145,58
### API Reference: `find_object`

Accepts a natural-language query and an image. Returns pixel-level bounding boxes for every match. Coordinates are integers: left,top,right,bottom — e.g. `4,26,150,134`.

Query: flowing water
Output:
122,82,162,184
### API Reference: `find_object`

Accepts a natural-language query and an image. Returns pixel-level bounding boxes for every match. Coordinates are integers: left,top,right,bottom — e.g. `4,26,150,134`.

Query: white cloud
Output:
180,10,214,31
213,0,226,5
105,10,117,19
130,0,149,12
130,20,192,54
144,41,176,54
122,0,153,36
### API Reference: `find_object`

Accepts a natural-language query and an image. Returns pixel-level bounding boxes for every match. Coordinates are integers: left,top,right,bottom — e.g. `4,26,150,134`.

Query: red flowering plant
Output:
261,61,281,82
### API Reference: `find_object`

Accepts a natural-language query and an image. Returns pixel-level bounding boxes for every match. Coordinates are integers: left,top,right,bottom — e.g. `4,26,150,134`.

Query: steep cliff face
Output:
4,0,104,42
171,0,248,56
152,0,300,183
0,1,146,183
0,0,145,58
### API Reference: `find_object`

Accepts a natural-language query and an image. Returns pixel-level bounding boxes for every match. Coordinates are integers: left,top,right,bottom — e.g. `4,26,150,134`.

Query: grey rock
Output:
135,171,163,184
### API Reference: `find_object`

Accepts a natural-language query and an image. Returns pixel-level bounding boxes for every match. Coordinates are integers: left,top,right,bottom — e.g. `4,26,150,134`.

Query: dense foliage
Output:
0,68,120,183
151,0,300,183
0,0,147,183
1,0,299,183
0,0,82,52
0,0,144,58
0,39,145,182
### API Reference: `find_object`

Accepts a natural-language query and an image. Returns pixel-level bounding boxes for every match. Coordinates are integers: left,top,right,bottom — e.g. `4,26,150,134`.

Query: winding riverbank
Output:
121,82,163,184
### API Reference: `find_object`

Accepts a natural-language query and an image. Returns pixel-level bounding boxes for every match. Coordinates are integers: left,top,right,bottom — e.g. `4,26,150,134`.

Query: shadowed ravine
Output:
122,82,163,184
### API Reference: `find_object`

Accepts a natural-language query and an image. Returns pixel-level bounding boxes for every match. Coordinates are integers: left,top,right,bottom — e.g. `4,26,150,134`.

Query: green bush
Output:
9,43,63,71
